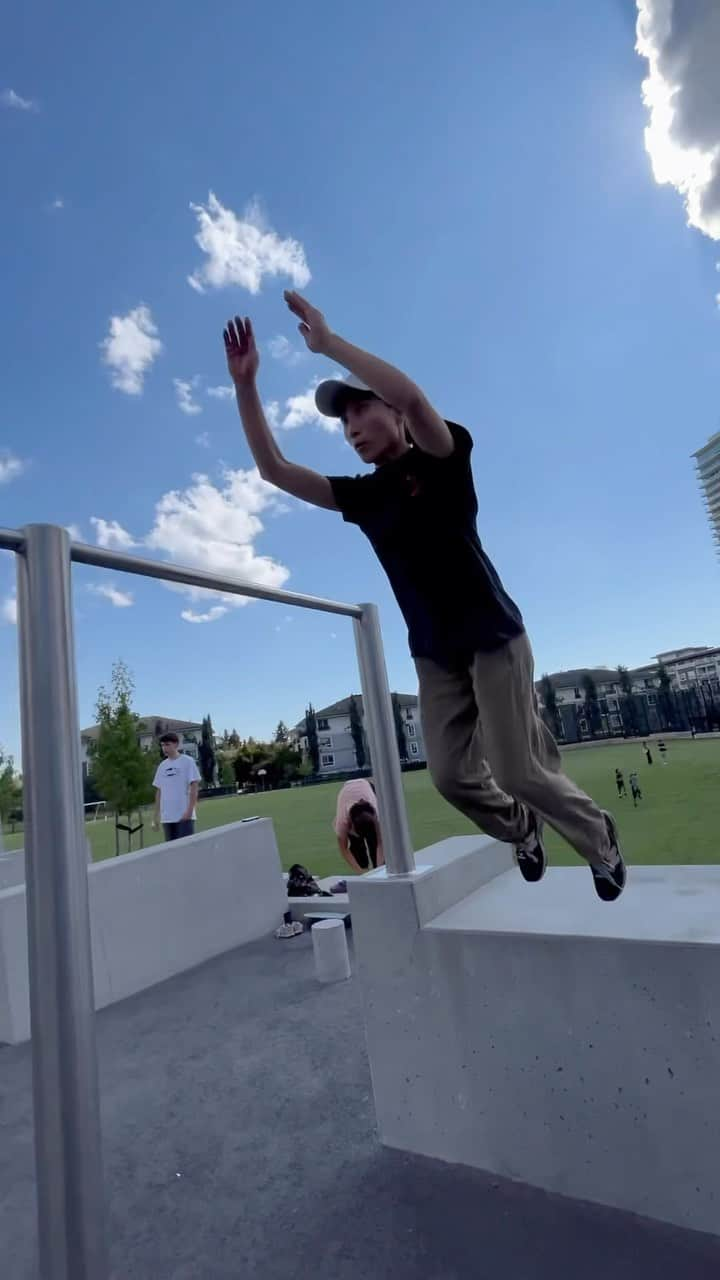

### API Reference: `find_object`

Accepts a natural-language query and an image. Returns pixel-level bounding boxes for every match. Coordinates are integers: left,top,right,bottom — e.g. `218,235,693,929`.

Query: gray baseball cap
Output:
314,373,377,419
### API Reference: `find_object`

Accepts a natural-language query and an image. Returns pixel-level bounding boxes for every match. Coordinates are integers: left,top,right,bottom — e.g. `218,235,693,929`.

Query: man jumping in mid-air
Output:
223,293,627,901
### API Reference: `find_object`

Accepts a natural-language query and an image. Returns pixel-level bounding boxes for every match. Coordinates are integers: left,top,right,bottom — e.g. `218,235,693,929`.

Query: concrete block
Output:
350,844,720,1237
0,818,286,1044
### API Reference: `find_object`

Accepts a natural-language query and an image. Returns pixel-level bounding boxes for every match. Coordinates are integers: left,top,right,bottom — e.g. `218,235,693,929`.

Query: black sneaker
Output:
514,812,547,883
591,812,627,902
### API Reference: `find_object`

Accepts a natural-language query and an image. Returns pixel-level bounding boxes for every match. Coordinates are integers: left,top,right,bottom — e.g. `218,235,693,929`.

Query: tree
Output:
348,695,366,770
274,720,289,744
616,666,638,737
0,750,21,848
198,714,216,787
391,693,408,762
305,703,320,775
539,675,561,737
87,660,155,849
228,728,240,748
580,673,601,738
656,662,674,730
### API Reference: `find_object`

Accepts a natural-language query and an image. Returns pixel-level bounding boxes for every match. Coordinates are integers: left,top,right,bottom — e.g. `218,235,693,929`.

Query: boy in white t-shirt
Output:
152,732,200,841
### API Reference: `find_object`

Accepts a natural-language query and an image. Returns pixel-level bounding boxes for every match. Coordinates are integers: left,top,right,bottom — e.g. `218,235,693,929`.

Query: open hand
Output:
284,291,333,355
224,316,259,387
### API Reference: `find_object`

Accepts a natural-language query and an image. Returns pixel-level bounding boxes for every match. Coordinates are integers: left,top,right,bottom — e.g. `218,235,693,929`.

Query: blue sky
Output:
2,0,719,761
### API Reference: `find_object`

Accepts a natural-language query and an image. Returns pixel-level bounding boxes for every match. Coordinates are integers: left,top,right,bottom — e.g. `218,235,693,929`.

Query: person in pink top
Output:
334,778,385,875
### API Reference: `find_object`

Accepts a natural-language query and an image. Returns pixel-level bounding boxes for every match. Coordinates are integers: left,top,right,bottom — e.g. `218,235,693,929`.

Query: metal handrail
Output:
5,522,416,1279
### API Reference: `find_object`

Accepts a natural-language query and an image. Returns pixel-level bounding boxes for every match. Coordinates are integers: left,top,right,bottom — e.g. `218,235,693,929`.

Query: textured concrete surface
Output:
430,864,720,943
2,934,719,1279
0,817,286,1042
352,849,720,1234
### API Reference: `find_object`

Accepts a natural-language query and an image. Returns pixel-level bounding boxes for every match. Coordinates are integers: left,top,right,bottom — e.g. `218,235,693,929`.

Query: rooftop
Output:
2,935,718,1277
80,715,203,741
295,692,418,729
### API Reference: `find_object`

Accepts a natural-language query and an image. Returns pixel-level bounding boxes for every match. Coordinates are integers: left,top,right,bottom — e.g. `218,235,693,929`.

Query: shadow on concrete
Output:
2,934,719,1278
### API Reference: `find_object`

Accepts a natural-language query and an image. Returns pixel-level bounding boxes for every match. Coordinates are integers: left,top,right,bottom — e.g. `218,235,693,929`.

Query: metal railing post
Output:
16,524,107,1279
354,603,415,876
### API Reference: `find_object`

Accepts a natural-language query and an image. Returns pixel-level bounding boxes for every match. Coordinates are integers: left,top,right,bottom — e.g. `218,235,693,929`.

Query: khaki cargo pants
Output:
415,631,610,869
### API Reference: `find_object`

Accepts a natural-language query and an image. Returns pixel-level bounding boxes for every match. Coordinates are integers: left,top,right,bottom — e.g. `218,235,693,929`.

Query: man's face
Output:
162,740,179,758
342,396,407,465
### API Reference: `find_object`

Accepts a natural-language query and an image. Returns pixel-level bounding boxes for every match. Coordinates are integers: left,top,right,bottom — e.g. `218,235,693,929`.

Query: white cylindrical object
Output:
312,919,351,983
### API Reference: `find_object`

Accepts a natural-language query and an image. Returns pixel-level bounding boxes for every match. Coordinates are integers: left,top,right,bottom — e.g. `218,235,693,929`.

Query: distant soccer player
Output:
629,771,642,807
152,732,200,841
658,739,668,765
615,768,626,798
643,742,654,766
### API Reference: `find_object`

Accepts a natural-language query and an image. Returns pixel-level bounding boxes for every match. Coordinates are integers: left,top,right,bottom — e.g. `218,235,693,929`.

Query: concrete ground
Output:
2,934,719,1279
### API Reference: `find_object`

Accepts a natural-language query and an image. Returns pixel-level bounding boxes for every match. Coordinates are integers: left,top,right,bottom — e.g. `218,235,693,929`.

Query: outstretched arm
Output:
224,317,338,511
285,291,454,458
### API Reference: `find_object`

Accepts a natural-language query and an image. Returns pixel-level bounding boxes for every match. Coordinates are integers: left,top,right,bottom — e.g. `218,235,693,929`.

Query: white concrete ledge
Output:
0,818,286,1044
350,839,720,1237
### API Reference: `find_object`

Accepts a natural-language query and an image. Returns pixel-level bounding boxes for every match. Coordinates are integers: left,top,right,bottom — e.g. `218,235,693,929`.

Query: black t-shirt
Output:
327,422,524,667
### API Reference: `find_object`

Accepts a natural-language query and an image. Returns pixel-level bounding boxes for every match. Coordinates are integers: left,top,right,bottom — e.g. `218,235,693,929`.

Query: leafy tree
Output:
87,661,155,845
391,693,408,762
305,703,320,775
274,720,290,744
232,738,302,789
539,675,561,737
616,665,638,736
198,714,216,786
228,728,240,748
348,695,366,770
0,750,21,846
580,673,601,738
656,662,675,730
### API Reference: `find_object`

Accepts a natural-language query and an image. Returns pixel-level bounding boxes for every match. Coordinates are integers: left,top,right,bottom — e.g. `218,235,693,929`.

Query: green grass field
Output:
3,738,720,877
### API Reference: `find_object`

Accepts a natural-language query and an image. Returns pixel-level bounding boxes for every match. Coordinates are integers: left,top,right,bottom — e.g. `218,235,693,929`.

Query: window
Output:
409,742,419,756
607,697,618,712
407,723,416,737
317,718,330,731
578,718,588,734
644,679,655,689
646,695,656,706
610,715,622,730
679,672,687,683
405,709,414,721
574,688,581,699
320,753,335,768
318,736,332,749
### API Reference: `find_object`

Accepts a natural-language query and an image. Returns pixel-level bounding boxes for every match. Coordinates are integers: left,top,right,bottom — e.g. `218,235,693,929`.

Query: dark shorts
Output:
348,829,378,871
163,820,195,842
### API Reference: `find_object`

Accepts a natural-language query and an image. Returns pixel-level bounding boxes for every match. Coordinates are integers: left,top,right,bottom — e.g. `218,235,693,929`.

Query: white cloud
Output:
1,595,17,625
174,376,202,416
182,605,228,624
267,334,304,366
0,453,25,485
636,1,720,239
2,88,38,112
50,197,64,210
206,384,234,400
100,304,162,395
145,467,290,622
187,193,311,294
90,517,137,550
88,583,134,608
195,431,211,448
278,380,340,433
66,524,82,541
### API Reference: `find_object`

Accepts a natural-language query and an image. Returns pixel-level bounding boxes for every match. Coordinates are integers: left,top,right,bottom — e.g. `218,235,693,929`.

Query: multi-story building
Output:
80,715,203,780
537,645,720,742
693,434,720,555
292,693,426,776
